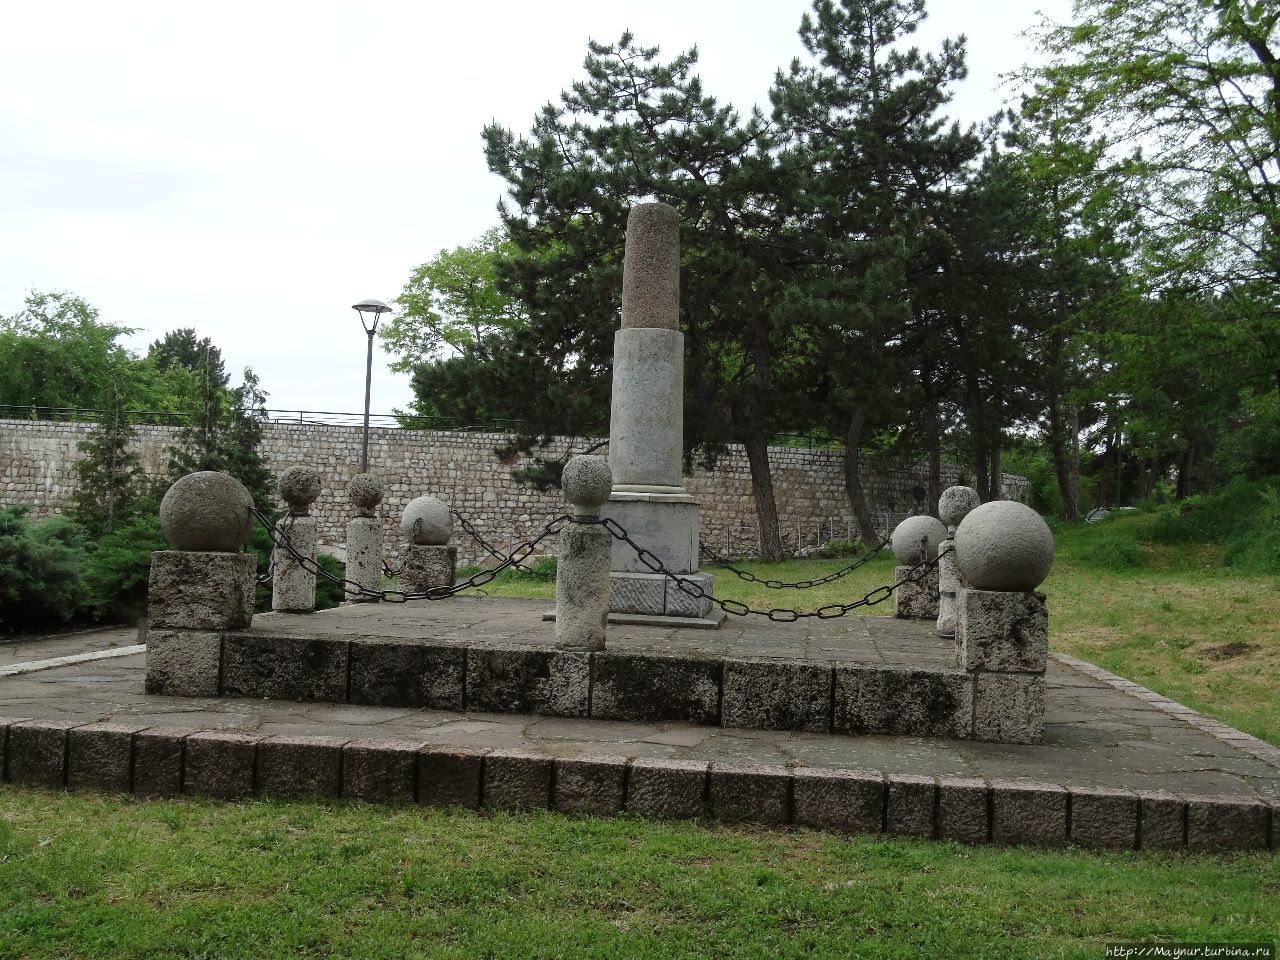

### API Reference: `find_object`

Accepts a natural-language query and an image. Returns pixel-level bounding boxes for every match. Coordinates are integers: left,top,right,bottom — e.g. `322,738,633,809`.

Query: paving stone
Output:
221,634,349,702
974,673,1045,745
342,738,423,804
256,736,346,797
148,550,256,631
132,727,191,797
887,774,936,837
956,589,1048,672
467,649,589,718
626,758,707,819
937,777,989,843
833,666,973,739
1070,786,1138,849
554,755,628,815
67,721,150,793
484,748,553,811
721,660,831,733
7,719,85,787
991,780,1068,845
418,746,486,809
793,768,884,834
183,731,259,799
145,631,222,697
709,763,791,824
591,653,720,725
1186,795,1269,851
348,640,465,710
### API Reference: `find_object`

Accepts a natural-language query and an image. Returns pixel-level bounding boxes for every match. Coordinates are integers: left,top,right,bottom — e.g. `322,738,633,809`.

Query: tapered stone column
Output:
556,456,612,651
601,202,716,624
272,467,320,614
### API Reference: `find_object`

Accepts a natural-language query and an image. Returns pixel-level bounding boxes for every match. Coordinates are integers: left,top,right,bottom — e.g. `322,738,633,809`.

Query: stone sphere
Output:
890,515,948,564
400,495,452,545
159,471,254,552
562,455,612,512
938,485,981,528
278,466,321,511
954,500,1055,591
349,473,383,514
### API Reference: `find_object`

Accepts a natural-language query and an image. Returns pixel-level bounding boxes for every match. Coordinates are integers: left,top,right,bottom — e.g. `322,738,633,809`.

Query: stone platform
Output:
0,616,1277,851
148,599,1017,742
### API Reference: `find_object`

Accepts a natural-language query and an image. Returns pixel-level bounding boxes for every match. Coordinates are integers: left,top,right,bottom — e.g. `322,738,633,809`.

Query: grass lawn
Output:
2,513,1278,958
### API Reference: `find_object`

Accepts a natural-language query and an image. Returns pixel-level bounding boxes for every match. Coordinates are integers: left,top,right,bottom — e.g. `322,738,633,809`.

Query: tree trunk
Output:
843,406,880,545
989,444,1002,501
742,427,783,561
1176,443,1194,500
928,436,942,518
1067,405,1080,521
1047,393,1076,520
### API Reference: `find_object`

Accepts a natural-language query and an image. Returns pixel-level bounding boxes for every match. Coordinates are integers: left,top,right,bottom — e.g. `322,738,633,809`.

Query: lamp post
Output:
352,299,392,473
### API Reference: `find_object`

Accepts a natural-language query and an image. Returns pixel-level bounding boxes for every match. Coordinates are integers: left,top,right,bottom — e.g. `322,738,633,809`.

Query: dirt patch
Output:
1199,641,1259,661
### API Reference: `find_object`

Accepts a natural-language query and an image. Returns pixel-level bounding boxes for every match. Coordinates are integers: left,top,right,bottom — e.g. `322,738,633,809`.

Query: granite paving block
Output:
256,736,345,797
483,749,553,811
1070,786,1138,849
709,763,791,825
348,640,465,710
7,719,84,787
974,673,1045,745
792,768,884,834
887,774,936,837
991,780,1068,845
721,659,831,733
183,731,259,799
937,777,989,843
1186,795,1269,851
418,746,485,809
132,727,190,797
67,722,150,793
591,653,720,725
1137,791,1185,850
625,758,707,819
221,634,349,703
342,738,423,804
554,755,629,816
467,649,589,718
0,716,29,782
145,630,222,697
833,666,973,739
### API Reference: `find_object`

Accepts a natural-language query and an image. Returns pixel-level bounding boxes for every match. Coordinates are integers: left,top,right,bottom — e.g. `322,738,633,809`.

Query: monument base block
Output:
607,570,714,620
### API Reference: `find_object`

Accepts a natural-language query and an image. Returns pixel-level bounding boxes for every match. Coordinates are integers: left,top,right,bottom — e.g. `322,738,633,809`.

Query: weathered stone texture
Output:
793,768,884,834
886,775,936,837
148,551,256,631
349,640,464,710
709,764,791,825
833,666,972,739
893,566,939,620
937,777,988,843
342,738,423,804
145,630,223,697
344,516,383,600
68,722,149,793
183,732,258,799
418,747,485,809
1186,796,1269,851
955,589,1048,672
271,515,317,613
7,720,81,787
467,648,589,718
554,755,628,815
591,653,720,724
131,727,190,797
625,758,707,819
221,634,349,702
256,736,345,797
1070,787,1138,849
399,544,456,593
1137,791,1186,850
483,749,553,811
555,523,610,652
721,659,831,733
973,673,1045,745
990,780,1068,845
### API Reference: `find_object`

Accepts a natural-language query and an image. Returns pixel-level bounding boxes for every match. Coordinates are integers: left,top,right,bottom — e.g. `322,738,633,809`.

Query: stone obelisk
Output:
602,202,717,624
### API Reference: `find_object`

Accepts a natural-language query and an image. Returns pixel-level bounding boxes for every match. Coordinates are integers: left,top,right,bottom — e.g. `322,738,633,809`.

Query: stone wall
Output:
0,418,1028,564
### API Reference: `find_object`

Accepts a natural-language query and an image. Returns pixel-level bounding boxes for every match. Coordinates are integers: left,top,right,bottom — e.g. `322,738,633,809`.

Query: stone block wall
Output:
0,418,1028,565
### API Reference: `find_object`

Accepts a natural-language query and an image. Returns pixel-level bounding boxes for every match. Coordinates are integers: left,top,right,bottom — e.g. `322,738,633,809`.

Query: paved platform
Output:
1,602,1277,850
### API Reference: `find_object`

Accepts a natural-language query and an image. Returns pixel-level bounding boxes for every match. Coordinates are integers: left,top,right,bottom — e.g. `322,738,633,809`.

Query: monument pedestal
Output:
602,490,714,621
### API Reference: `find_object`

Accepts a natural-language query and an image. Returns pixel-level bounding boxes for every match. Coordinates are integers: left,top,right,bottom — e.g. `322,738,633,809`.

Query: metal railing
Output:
0,405,527,433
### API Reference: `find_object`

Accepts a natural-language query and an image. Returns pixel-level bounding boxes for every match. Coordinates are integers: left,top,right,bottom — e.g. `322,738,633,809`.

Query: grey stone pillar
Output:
889,515,946,620
935,486,980,638
601,202,714,622
345,473,384,602
556,456,612,651
271,467,321,614
399,495,455,594
146,471,257,697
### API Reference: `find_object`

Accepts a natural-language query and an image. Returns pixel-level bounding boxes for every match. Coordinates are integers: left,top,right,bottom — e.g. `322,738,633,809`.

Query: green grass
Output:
1,790,1277,960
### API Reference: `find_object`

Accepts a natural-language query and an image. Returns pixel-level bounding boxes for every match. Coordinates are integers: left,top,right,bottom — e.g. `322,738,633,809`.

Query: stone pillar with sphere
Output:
271,466,321,613
556,455,613,651
345,473,384,602
145,471,258,697
935,486,980,638
889,514,947,619
399,495,456,594
953,501,1056,744
601,202,715,623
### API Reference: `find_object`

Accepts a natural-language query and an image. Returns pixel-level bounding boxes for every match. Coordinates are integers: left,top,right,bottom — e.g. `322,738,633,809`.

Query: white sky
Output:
0,0,1071,417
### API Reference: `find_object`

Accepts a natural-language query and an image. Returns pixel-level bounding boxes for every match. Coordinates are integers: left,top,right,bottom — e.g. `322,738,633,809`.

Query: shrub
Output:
0,507,88,632
817,538,864,559
315,553,348,609
82,513,168,623
1073,529,1147,571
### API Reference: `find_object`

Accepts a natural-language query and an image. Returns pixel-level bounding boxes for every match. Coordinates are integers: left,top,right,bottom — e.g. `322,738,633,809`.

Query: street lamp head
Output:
352,298,392,334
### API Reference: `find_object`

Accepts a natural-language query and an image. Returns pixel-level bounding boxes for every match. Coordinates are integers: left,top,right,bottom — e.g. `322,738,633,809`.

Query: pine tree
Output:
72,375,145,538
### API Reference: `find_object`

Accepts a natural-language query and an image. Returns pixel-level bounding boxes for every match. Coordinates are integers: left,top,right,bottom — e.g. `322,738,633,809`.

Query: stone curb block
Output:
183,732,260,799
221,634,349,703
554,755,628,816
419,746,486,809
709,763,791,825
720,660,831,733
131,727,193,797
886,774,936,837
1069,786,1138,849
1186,795,1269,851
467,649,590,719
625,758,708,819
483,748,553,812
342,738,425,804
68,722,151,793
0,716,33,783
6,720,85,788
1137,790,1186,850
590,653,721,725
256,736,347,798
793,768,884,834
991,780,1067,845
937,777,989,843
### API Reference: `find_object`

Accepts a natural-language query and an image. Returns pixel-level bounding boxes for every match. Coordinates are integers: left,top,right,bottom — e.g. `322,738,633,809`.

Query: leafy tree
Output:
72,372,147,538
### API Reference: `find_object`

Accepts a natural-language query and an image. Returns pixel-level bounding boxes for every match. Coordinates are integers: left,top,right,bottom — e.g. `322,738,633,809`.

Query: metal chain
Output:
698,537,892,589
451,508,554,580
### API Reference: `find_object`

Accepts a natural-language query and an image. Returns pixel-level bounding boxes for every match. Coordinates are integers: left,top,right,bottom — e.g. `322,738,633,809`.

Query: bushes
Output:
817,538,864,559
0,507,87,633
1149,476,1280,574
82,514,168,623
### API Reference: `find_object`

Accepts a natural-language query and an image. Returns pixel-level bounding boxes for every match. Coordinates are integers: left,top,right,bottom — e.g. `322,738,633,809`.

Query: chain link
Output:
451,508,554,580
699,537,892,589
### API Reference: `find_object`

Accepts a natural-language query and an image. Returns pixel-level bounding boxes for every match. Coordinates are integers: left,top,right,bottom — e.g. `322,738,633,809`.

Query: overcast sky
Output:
1,0,1071,417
